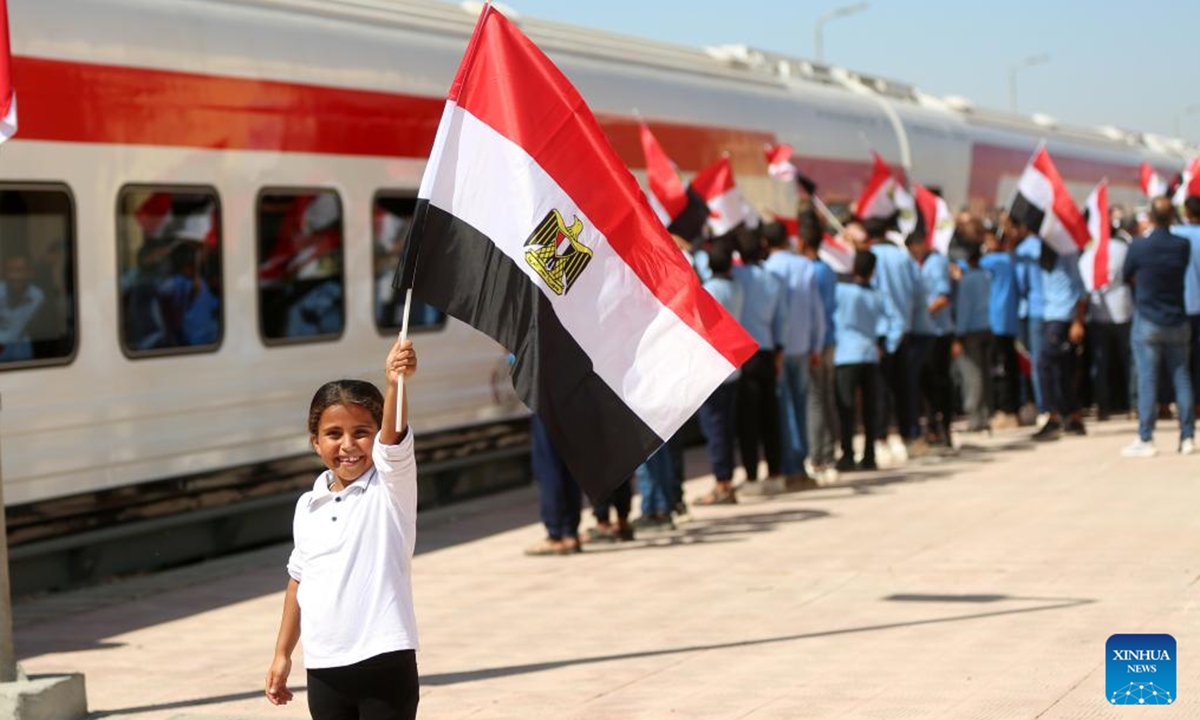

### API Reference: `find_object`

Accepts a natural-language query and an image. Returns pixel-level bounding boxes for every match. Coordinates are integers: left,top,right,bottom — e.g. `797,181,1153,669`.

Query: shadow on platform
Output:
420,593,1095,687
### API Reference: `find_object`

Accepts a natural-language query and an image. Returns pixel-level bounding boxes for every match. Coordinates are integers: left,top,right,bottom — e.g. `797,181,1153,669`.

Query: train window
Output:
117,187,224,357
0,185,77,369
257,190,345,343
373,193,445,333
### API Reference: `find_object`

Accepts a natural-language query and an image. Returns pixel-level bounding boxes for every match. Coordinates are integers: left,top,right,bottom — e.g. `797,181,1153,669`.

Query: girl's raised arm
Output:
381,338,416,445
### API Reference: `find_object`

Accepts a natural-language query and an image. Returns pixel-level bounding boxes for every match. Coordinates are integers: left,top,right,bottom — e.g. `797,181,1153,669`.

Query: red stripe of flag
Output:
1088,181,1111,289
855,152,894,218
1032,147,1089,250
0,0,14,141
446,7,754,366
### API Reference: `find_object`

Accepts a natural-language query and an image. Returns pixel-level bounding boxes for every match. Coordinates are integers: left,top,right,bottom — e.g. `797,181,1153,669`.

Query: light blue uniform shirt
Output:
980,251,1019,337
834,282,883,366
869,243,920,353
1041,250,1086,322
732,263,785,351
919,252,954,337
693,248,712,284
1170,224,1200,316
814,259,838,348
703,275,745,383
1014,235,1045,320
955,266,991,335
763,251,824,356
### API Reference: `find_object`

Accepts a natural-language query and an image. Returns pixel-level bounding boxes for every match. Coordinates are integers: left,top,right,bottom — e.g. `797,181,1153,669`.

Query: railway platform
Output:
12,416,1200,719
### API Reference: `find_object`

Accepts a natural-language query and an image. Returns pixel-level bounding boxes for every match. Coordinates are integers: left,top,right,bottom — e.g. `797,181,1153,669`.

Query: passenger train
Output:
0,0,1192,565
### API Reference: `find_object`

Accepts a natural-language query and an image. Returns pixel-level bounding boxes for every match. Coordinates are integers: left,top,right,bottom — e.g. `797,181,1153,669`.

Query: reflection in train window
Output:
117,187,223,356
373,194,445,333
257,190,345,343
0,186,77,369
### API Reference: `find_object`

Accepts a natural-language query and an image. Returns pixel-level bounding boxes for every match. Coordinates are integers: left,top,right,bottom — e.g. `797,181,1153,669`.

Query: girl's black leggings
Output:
307,649,418,720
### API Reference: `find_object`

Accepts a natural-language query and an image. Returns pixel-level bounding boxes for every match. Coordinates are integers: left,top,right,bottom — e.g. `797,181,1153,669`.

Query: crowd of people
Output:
525,190,1200,556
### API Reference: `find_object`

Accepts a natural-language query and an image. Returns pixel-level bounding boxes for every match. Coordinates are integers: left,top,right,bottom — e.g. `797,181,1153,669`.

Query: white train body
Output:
0,0,1189,507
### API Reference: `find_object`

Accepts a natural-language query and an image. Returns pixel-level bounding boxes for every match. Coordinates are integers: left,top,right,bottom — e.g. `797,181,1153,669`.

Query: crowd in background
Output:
524,188,1200,556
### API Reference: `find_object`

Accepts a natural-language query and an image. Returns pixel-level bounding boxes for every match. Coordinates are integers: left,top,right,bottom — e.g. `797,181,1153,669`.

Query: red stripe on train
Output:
8,55,781,175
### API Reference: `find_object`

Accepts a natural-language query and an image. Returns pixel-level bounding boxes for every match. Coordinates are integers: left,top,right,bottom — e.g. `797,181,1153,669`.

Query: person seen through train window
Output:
0,254,46,362
267,337,421,720
160,241,220,346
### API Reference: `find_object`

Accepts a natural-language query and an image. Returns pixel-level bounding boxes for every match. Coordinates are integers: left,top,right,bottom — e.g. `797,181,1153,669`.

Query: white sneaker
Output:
1181,439,1196,456
1121,440,1158,458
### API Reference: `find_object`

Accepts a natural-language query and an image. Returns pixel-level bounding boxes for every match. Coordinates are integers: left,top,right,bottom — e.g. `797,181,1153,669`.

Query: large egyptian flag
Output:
396,6,757,501
1008,146,1089,256
1084,180,1111,289
690,155,759,236
0,0,15,142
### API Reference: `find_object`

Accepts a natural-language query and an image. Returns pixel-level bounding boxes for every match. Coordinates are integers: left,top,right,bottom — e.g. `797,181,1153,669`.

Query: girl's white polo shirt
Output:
287,429,418,669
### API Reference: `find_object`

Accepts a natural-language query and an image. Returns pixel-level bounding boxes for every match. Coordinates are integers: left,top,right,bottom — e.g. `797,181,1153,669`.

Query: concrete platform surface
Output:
13,417,1200,719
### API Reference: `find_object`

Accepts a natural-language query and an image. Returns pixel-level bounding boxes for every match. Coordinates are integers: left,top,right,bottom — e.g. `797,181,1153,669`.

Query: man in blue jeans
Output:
1122,196,1195,457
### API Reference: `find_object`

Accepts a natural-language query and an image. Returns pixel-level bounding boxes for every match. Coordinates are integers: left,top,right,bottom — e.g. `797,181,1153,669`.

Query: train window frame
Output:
114,184,226,360
372,190,447,336
255,187,347,347
0,182,81,372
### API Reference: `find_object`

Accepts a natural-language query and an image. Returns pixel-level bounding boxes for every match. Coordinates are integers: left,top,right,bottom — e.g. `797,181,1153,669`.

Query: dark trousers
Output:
921,335,955,440
876,346,904,439
836,363,879,464
308,650,419,720
1037,320,1080,417
901,335,931,439
592,478,632,524
737,351,781,479
531,414,581,540
1191,315,1200,412
1088,321,1132,415
959,332,993,431
698,381,738,482
991,335,1021,414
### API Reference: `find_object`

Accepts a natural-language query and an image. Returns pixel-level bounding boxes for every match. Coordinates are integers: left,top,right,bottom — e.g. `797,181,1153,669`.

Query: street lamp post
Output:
1174,104,1200,138
1008,53,1050,113
814,2,868,64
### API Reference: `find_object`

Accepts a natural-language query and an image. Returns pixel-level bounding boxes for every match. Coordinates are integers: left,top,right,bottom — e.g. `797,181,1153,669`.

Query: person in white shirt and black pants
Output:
266,338,421,720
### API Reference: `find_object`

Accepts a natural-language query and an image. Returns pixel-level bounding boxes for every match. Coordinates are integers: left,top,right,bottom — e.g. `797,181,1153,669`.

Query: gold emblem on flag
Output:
523,209,593,295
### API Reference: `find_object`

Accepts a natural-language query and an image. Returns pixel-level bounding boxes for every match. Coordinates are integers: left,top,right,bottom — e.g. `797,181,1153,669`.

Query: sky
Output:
458,0,1200,144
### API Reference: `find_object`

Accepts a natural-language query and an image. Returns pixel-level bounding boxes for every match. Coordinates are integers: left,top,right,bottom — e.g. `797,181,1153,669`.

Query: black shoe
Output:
856,458,878,471
1032,419,1063,442
835,456,857,472
1064,418,1087,436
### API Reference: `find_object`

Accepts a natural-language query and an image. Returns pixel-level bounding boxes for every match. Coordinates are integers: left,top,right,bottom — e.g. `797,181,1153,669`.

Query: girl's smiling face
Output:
312,403,378,487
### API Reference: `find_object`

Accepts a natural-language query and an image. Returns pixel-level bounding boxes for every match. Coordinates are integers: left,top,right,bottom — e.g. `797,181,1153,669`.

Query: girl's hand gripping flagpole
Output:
395,288,412,431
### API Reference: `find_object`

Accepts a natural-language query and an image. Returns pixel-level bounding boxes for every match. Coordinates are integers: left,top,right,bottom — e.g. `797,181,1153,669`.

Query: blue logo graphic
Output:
1107,634,1176,705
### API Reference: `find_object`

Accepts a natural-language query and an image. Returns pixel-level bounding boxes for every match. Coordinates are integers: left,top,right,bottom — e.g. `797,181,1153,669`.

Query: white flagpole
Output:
812,195,846,235
395,287,413,431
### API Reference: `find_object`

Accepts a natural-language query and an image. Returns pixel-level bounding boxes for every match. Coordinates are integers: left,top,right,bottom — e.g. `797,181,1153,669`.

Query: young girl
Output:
265,338,420,720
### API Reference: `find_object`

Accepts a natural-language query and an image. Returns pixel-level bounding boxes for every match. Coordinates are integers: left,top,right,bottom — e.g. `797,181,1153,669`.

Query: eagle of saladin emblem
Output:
523,209,593,295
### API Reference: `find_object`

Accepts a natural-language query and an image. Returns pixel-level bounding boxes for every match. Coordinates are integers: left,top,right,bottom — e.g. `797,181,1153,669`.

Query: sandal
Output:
584,525,618,543
694,488,737,506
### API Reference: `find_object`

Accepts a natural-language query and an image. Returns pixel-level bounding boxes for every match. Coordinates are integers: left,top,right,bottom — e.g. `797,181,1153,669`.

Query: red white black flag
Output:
913,182,953,255
763,142,818,196
639,122,687,224
856,152,916,236
0,0,15,142
396,6,757,501
1140,162,1167,199
1172,157,1200,212
1084,180,1111,289
1009,146,1089,256
690,155,759,236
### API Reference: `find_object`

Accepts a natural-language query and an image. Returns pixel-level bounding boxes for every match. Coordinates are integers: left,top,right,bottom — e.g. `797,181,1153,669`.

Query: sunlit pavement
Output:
14,416,1200,719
